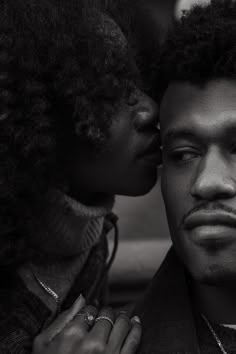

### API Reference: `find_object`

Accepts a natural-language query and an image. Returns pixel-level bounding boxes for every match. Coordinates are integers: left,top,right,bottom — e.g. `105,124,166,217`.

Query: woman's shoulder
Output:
0,269,50,352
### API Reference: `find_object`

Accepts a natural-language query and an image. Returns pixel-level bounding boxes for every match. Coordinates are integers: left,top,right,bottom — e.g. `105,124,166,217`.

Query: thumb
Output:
42,294,86,343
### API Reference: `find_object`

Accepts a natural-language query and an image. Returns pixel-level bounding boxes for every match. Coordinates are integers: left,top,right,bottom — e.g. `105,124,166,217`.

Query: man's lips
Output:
184,211,236,230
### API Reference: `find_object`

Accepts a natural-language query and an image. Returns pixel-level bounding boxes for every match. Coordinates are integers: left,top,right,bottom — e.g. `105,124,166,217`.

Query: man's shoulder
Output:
133,249,200,354
134,247,180,315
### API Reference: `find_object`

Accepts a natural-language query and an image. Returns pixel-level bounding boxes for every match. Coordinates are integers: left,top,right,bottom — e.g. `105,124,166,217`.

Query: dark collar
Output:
134,247,200,354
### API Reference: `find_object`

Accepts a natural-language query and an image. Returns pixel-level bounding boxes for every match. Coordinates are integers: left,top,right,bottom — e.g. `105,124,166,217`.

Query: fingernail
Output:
119,310,127,315
67,295,86,322
73,294,85,309
131,316,141,324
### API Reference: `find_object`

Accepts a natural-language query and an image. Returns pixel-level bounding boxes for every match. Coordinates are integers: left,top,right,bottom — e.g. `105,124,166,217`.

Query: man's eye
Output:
170,149,199,163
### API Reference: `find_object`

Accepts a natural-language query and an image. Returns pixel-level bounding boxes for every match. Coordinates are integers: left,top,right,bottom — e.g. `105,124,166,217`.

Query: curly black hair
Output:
153,0,236,100
0,0,141,268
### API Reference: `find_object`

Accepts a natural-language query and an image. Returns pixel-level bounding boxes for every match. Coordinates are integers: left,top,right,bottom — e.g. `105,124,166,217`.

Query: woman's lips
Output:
138,136,161,165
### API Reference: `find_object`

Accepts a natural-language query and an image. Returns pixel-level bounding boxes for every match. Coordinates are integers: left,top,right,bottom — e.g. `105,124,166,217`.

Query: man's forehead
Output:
160,80,236,145
160,80,236,127
160,82,202,136
160,82,195,117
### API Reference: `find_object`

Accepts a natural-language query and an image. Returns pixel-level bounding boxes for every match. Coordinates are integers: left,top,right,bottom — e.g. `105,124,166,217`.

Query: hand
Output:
33,295,142,354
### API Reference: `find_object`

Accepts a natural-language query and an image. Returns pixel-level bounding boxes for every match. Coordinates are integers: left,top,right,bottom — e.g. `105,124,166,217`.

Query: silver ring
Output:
95,316,114,327
75,312,95,327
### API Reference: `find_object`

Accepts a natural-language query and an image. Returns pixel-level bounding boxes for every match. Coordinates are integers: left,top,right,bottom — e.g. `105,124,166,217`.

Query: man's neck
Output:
192,280,236,325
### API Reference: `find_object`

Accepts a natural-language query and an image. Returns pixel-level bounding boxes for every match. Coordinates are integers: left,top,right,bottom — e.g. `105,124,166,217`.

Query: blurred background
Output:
108,0,210,306
109,173,171,306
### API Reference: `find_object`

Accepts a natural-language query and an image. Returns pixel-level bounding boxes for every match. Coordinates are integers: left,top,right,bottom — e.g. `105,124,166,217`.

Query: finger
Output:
116,304,134,318
89,307,115,343
121,316,142,354
70,305,98,332
41,294,86,342
48,306,98,353
107,314,131,352
54,305,97,350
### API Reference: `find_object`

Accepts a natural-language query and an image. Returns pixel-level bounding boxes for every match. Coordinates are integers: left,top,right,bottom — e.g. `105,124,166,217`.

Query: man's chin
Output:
191,265,236,287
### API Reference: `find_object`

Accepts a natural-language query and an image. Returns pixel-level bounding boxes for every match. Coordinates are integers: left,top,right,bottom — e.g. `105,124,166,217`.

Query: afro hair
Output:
0,0,140,268
152,0,236,100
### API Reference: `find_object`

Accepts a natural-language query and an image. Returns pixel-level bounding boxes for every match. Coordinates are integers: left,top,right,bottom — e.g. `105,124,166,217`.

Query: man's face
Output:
161,80,236,284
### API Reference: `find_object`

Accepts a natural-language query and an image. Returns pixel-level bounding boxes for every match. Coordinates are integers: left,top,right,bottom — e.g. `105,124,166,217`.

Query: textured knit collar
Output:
25,189,114,257
18,190,114,313
64,191,115,218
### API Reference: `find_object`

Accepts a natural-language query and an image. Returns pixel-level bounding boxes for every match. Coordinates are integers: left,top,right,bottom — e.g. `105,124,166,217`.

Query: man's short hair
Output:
154,0,236,100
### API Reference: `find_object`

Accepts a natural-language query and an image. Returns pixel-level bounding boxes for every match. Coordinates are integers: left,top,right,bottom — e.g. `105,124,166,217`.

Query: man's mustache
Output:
181,202,236,227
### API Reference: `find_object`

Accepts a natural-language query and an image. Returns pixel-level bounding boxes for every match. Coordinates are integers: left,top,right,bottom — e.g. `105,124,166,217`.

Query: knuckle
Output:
98,306,115,321
93,342,106,354
60,325,85,341
83,305,98,314
129,335,140,348
116,314,131,328
123,327,142,353
126,338,140,352
118,314,130,321
79,305,98,320
81,340,106,354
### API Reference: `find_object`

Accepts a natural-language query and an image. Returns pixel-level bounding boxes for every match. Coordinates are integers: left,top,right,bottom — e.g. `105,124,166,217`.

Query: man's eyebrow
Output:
162,128,196,145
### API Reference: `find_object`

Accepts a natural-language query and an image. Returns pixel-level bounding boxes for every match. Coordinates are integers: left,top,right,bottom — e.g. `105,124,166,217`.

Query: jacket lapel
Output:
134,248,200,354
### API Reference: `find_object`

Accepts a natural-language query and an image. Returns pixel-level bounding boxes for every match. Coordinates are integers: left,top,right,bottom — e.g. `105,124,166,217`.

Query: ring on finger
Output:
75,312,96,327
95,316,114,327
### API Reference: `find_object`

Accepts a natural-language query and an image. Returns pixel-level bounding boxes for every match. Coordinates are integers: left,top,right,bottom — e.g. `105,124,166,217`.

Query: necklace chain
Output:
201,313,228,354
32,270,61,313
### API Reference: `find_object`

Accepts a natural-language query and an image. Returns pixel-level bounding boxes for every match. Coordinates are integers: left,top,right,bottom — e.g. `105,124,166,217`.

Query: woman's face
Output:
70,90,160,200
68,15,160,200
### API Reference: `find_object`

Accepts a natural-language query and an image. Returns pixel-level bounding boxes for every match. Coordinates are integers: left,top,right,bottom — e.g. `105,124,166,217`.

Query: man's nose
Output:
134,94,159,131
191,149,236,201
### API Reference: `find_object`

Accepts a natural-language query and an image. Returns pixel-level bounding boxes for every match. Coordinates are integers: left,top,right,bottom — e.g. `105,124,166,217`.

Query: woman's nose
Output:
134,95,159,131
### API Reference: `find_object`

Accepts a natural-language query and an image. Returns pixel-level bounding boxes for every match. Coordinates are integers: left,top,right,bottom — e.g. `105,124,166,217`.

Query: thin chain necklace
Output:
201,313,228,354
32,270,61,314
